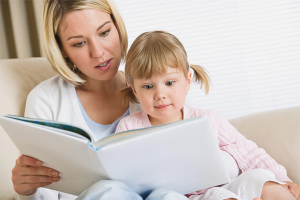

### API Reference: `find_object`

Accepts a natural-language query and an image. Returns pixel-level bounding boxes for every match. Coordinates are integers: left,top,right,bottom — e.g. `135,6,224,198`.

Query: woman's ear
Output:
60,48,68,58
186,71,192,93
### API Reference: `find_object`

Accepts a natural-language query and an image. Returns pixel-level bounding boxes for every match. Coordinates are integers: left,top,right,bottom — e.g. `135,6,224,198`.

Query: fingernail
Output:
35,161,43,166
51,171,58,176
52,177,59,181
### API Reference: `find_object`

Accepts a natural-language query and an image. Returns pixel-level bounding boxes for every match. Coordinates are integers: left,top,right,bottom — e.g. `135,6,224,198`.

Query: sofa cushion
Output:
0,58,56,200
229,106,300,184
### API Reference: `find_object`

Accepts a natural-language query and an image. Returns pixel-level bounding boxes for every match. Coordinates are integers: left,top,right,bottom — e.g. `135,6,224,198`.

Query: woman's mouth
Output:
95,59,112,71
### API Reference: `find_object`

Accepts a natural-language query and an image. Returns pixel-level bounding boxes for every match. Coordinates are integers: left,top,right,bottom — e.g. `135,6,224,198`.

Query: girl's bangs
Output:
131,43,185,80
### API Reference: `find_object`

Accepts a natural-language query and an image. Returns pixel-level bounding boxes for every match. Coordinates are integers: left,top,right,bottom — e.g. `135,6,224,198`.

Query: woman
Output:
11,0,192,199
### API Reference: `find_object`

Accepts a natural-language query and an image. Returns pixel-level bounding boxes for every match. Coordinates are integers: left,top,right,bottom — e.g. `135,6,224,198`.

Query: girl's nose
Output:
154,88,166,100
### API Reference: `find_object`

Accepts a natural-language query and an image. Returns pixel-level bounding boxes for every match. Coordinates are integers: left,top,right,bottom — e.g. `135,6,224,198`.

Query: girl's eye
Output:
73,41,85,47
99,30,110,37
166,81,175,86
143,85,153,89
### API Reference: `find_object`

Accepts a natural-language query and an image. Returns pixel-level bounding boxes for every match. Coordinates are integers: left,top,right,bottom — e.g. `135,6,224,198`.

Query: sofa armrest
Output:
229,106,300,184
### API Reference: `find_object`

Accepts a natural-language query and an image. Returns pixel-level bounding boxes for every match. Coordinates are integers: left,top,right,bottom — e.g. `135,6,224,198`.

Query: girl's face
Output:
59,9,122,82
132,67,192,125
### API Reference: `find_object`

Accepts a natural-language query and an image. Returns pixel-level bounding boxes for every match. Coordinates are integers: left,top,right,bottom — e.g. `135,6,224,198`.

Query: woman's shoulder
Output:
34,75,71,91
28,75,73,98
25,75,76,119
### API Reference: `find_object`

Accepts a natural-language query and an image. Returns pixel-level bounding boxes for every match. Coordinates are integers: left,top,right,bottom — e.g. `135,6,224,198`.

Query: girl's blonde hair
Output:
42,0,128,86
121,31,211,105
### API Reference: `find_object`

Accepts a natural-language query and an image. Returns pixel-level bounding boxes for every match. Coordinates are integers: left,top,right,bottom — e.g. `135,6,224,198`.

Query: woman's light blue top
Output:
76,93,130,141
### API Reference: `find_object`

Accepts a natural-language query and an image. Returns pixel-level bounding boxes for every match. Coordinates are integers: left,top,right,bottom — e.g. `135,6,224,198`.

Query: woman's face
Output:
59,9,122,82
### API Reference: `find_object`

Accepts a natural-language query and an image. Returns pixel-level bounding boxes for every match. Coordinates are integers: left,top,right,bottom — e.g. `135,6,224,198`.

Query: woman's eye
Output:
143,85,153,89
73,41,85,47
99,30,110,37
166,81,175,86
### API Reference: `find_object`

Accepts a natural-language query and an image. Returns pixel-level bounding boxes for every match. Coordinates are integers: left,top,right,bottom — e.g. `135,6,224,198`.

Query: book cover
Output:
0,115,230,196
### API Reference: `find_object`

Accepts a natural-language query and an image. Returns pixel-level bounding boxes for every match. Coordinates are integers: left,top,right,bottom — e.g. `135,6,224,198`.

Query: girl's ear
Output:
130,84,139,100
186,71,192,93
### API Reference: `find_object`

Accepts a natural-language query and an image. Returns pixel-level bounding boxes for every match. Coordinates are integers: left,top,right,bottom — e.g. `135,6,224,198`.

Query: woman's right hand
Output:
12,155,60,196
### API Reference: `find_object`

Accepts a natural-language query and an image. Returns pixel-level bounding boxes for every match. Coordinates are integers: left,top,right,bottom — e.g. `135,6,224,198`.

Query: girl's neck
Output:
148,110,183,126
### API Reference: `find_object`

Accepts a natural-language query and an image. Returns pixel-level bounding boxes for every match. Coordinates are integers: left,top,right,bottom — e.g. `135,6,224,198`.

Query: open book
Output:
0,115,230,196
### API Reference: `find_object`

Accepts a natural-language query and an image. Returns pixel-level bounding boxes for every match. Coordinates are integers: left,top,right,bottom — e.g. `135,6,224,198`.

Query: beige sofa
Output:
0,58,299,200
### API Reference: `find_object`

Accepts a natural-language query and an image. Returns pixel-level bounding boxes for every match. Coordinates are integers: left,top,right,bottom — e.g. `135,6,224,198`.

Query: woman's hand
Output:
284,181,300,200
12,155,60,196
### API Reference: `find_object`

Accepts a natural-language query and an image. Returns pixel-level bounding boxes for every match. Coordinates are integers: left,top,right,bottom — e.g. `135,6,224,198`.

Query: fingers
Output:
12,174,60,185
12,155,60,196
16,155,43,167
13,165,59,177
12,169,59,196
283,183,291,192
285,181,300,199
290,184,300,199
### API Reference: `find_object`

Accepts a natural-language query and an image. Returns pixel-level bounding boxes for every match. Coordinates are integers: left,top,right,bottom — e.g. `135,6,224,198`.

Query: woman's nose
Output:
90,39,104,58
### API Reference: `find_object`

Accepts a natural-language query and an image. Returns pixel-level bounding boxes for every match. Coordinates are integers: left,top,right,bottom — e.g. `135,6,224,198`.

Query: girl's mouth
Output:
155,104,170,109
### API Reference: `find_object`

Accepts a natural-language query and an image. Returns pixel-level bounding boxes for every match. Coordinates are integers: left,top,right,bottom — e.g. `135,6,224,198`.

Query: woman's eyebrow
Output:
96,21,111,31
67,21,111,41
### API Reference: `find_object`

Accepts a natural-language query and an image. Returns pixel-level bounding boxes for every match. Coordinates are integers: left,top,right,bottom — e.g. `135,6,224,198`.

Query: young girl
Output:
115,31,300,200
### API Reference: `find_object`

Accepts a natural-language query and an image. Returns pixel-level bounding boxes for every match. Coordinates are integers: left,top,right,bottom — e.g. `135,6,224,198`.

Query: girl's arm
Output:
203,110,291,182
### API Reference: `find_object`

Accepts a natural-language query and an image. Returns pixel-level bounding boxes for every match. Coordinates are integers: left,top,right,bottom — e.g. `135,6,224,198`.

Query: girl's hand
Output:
12,155,60,196
284,181,300,200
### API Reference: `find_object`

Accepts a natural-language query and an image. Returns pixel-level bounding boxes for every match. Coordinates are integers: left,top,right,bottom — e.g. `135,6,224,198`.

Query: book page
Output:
92,119,191,149
5,115,94,142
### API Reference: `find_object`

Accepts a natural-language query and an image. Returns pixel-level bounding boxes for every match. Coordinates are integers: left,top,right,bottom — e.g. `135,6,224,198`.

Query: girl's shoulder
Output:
185,107,236,135
116,111,147,133
119,111,144,123
185,106,224,120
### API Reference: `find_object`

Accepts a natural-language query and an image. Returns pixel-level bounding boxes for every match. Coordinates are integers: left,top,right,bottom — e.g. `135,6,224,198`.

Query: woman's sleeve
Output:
206,110,291,182
15,188,76,200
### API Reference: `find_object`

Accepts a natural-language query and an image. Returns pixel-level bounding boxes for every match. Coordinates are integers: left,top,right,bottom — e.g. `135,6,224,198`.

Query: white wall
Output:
114,0,300,119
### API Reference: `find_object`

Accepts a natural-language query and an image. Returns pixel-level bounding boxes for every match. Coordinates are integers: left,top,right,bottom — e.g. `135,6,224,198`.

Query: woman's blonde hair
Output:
121,31,211,105
42,0,128,86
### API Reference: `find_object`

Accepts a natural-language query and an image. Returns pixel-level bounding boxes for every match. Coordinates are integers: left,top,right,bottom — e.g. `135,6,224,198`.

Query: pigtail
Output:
190,64,211,94
120,86,139,106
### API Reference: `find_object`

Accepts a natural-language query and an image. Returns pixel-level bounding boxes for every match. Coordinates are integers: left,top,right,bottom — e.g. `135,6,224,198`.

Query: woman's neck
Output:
77,71,125,94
